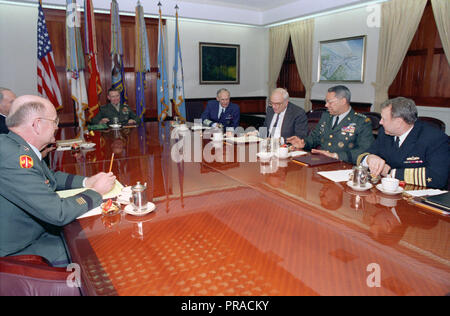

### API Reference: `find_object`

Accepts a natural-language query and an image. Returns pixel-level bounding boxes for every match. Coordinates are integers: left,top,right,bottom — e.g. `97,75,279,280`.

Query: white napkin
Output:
317,169,353,182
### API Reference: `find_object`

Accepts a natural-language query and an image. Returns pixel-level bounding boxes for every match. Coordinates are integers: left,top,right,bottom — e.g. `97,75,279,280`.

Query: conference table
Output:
51,122,450,296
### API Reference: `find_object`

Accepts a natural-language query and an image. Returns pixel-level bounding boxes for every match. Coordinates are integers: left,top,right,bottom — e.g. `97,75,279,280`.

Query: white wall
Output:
0,3,38,96
165,19,269,99
311,7,380,104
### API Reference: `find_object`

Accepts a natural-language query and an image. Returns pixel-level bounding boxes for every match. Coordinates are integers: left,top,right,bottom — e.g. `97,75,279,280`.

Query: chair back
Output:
0,255,81,296
362,112,382,131
418,116,446,132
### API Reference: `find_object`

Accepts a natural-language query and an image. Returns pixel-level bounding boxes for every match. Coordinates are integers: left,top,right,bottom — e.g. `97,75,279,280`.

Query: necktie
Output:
270,114,280,137
332,116,339,129
394,136,400,148
219,107,224,119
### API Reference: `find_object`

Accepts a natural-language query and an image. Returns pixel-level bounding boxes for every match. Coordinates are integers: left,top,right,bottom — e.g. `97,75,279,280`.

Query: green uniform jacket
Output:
90,103,137,125
304,109,374,164
0,132,102,264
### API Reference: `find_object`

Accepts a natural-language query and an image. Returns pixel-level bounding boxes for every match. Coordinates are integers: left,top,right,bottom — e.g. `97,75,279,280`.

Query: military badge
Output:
338,142,344,148
341,123,356,134
19,155,34,169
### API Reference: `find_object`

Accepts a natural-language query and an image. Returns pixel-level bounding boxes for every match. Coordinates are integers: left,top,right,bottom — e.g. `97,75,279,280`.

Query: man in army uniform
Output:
287,85,374,164
90,88,137,125
0,95,116,266
357,97,448,189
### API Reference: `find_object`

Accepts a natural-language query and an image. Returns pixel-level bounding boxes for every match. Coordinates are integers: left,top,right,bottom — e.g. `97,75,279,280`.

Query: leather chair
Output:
0,255,81,296
306,107,327,133
362,112,382,136
418,116,446,132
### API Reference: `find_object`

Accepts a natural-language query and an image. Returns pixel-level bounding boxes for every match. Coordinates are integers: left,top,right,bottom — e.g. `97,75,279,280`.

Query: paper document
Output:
317,170,352,182
77,206,102,219
404,189,448,197
290,151,308,157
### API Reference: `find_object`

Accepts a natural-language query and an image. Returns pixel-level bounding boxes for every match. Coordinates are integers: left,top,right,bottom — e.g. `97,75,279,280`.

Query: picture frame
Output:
318,35,366,83
199,42,240,85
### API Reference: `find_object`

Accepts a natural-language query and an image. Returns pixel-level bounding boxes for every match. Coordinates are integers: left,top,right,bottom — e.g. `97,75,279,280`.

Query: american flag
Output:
37,2,63,109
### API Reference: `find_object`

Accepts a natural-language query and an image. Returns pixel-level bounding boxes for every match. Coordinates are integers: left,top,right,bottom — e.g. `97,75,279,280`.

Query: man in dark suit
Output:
90,88,137,126
0,95,116,266
288,85,374,164
201,88,240,129
357,97,448,189
0,87,16,134
263,88,308,140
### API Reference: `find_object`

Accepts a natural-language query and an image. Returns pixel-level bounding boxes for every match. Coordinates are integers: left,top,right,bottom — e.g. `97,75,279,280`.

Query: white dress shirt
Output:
269,108,287,139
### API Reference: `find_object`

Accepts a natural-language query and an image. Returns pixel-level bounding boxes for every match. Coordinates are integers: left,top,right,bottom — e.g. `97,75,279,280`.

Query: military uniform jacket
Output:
0,132,102,263
357,121,449,189
90,103,137,125
305,109,374,164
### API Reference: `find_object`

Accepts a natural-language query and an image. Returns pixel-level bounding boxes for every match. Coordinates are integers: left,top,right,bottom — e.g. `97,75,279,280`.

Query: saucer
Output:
376,184,404,195
109,124,121,129
275,152,290,159
124,203,156,216
346,181,373,191
80,142,96,149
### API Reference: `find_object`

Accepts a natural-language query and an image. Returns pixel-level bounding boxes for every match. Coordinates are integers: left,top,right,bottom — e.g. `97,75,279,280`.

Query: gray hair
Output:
381,97,417,125
0,87,12,103
6,101,46,128
328,85,351,104
271,88,289,101
216,88,230,97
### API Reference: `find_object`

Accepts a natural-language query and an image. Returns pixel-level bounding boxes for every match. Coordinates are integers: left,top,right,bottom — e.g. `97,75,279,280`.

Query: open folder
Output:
56,180,124,219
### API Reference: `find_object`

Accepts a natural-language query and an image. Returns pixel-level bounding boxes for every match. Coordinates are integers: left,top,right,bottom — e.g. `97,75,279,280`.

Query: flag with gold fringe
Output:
157,2,170,122
37,0,63,110
135,1,151,125
111,0,128,104
172,5,186,122
66,0,88,135
84,0,102,121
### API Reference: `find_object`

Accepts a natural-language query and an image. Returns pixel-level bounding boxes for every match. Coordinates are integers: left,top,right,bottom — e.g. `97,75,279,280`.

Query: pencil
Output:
108,153,114,173
291,159,308,167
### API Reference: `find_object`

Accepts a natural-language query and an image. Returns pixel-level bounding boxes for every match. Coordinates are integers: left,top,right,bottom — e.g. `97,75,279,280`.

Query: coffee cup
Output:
212,132,223,142
277,147,289,158
381,177,399,192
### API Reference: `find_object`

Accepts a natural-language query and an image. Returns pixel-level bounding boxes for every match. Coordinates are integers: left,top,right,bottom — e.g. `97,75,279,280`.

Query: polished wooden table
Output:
55,123,450,296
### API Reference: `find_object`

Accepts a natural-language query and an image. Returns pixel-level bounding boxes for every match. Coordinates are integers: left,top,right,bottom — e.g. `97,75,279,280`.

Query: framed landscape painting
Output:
318,35,366,82
199,42,240,84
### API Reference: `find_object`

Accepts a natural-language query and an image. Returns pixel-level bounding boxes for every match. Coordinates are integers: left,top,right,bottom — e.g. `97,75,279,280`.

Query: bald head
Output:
6,95,58,150
0,88,16,116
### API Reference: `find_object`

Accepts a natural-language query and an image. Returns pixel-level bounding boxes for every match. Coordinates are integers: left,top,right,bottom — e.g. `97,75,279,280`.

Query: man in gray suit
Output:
0,95,116,267
263,88,308,140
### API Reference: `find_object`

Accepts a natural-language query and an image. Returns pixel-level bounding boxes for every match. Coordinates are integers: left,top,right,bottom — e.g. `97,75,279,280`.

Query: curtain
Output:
431,0,450,66
268,24,290,97
289,19,314,112
372,0,427,112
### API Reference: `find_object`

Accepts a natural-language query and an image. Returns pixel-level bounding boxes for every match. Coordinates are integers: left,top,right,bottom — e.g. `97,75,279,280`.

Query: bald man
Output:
0,87,16,134
0,95,116,266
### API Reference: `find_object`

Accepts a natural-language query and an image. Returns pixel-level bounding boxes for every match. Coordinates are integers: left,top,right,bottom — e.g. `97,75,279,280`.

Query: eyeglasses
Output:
325,98,340,104
269,101,285,107
38,117,59,126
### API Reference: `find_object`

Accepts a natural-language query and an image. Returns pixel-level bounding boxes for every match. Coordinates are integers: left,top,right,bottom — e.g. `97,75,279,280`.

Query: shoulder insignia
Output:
19,155,34,169
365,118,371,123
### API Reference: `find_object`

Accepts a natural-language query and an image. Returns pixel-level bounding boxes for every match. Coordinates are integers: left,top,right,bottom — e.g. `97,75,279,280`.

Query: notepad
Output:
56,180,124,200
317,170,353,182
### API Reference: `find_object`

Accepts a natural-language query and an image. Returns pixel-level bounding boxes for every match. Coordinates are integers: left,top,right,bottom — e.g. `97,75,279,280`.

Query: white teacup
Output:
178,124,188,130
277,147,289,159
381,177,399,192
212,132,223,142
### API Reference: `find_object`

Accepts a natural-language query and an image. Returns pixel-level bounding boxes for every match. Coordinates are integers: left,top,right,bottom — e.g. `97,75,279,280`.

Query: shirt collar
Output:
28,142,42,161
397,125,414,146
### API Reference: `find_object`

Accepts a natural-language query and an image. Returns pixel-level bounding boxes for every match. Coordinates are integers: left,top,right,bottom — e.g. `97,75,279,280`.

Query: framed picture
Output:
199,42,240,85
318,35,366,82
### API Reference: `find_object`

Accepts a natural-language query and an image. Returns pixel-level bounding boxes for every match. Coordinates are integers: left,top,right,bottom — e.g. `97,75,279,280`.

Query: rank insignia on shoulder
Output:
19,155,34,169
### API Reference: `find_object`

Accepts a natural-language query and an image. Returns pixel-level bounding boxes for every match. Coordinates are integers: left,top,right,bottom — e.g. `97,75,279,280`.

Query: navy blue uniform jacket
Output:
357,120,449,189
201,100,240,128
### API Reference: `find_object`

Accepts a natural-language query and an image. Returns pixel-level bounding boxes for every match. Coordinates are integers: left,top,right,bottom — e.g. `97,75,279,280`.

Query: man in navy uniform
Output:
0,95,116,266
288,85,374,164
0,87,16,134
357,97,448,189
201,88,240,129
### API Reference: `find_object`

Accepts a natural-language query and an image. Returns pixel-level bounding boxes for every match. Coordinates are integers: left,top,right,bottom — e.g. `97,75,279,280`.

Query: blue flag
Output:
157,5,170,122
172,9,186,122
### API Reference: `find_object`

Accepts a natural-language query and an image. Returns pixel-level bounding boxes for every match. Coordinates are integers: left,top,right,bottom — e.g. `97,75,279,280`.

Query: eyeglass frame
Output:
37,117,60,126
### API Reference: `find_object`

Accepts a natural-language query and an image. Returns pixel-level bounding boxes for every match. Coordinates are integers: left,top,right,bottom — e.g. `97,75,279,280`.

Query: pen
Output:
291,159,308,167
108,153,115,173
